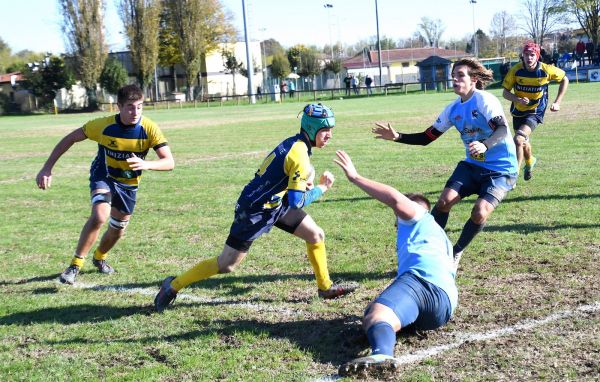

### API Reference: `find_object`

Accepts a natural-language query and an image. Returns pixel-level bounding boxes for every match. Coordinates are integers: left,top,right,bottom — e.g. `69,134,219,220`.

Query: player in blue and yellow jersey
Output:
154,103,358,312
36,84,174,285
372,58,518,267
502,41,569,181
333,150,457,378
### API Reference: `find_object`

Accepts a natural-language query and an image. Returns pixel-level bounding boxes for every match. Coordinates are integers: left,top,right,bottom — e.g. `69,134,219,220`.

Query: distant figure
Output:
585,41,595,66
575,39,586,66
280,81,288,99
256,85,262,100
365,74,373,95
351,75,359,95
596,43,600,66
343,73,352,96
288,79,296,98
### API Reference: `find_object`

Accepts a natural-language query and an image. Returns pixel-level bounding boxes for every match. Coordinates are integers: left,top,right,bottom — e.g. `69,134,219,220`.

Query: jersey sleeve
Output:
547,64,566,82
501,66,516,91
142,117,168,149
432,102,455,132
284,141,310,192
480,92,506,126
81,118,104,143
396,202,427,226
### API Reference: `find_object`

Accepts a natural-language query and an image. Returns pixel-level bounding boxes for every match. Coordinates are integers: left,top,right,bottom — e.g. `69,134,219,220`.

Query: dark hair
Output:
405,193,431,210
117,84,144,105
452,58,494,90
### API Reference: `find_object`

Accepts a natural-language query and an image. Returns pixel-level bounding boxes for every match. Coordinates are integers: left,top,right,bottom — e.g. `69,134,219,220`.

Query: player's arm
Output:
467,115,510,157
372,122,442,146
334,150,419,221
288,171,334,209
36,128,87,190
503,88,529,106
550,76,569,112
126,144,175,171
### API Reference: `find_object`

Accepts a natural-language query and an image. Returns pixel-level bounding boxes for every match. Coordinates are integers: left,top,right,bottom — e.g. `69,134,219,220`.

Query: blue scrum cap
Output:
300,103,335,142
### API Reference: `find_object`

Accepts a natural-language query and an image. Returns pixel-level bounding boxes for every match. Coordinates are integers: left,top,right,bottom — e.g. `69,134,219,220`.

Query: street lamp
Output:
470,0,478,58
324,4,334,61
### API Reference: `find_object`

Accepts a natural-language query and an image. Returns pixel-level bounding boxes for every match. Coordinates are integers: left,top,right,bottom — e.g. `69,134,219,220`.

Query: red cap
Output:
522,41,540,59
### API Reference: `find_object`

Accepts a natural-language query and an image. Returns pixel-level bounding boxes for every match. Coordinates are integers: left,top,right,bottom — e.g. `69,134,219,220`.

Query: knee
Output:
513,133,528,148
306,226,325,244
88,213,108,229
434,199,452,213
470,207,488,225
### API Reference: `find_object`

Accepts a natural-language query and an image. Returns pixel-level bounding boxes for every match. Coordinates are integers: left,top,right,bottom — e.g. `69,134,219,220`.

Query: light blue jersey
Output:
433,89,517,174
396,204,458,313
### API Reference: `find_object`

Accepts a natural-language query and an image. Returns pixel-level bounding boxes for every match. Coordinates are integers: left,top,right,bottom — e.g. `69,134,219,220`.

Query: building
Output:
342,47,470,85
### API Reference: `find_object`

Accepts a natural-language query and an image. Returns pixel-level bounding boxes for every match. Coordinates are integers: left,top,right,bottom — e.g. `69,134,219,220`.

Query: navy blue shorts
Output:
513,114,543,132
445,161,516,207
370,272,452,330
90,177,137,215
226,200,307,252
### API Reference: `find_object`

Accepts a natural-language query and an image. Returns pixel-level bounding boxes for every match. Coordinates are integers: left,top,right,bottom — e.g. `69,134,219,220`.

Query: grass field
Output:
1,83,599,381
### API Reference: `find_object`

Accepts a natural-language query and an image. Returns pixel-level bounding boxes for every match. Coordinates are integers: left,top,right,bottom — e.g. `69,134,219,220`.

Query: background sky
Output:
1,0,526,54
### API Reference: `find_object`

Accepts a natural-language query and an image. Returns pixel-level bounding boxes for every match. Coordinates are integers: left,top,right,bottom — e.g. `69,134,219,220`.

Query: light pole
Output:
259,27,268,92
375,0,383,86
241,0,256,104
324,4,334,61
470,0,478,58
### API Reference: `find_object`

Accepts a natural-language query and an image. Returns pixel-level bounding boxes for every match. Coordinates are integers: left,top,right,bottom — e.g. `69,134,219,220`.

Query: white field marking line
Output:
312,301,600,382
73,282,306,316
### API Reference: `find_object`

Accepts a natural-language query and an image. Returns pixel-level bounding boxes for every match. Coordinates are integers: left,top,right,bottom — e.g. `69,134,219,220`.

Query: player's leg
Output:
59,189,111,284
279,209,357,298
514,117,538,180
431,162,475,229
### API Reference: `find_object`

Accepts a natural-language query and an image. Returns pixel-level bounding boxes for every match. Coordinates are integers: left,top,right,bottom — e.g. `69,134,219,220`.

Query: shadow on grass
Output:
0,274,61,285
503,192,600,204
483,222,600,234
0,303,146,326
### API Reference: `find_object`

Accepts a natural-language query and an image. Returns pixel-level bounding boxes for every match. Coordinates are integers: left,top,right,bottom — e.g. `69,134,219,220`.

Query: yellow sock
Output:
525,158,534,166
70,255,85,268
171,257,219,292
93,248,107,261
307,241,333,291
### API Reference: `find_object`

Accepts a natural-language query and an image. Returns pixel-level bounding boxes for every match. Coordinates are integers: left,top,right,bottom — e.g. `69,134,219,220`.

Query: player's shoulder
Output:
84,114,115,129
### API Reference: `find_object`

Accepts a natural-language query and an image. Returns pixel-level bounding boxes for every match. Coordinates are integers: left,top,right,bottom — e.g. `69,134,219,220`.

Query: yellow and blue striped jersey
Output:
240,133,312,209
502,61,565,118
83,114,168,187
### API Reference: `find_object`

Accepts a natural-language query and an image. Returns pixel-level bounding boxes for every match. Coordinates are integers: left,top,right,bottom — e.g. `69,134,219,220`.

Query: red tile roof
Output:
0,72,23,84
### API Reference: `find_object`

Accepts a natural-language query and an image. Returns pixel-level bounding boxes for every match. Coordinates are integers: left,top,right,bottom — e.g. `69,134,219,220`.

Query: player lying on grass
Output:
154,103,357,312
372,58,518,268
36,84,174,285
333,150,458,378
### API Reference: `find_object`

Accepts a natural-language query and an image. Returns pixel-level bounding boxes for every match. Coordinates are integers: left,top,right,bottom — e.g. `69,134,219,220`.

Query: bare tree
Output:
417,17,445,48
520,0,567,46
59,0,108,109
490,11,518,55
118,0,162,96
568,0,600,46
165,0,235,100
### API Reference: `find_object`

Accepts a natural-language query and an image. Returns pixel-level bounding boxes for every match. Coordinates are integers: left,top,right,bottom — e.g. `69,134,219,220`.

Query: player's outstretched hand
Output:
36,169,52,190
372,122,399,141
334,150,359,182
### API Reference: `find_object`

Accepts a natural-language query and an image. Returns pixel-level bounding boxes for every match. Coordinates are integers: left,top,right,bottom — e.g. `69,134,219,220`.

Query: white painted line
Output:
74,282,306,316
394,301,600,365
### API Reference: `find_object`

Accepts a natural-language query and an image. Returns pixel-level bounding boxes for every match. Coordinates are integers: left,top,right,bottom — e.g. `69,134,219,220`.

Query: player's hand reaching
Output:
550,102,560,112
372,122,400,141
334,150,359,182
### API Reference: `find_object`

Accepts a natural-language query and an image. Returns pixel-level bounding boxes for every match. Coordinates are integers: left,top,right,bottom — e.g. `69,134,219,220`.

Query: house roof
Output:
416,55,452,67
343,47,470,69
0,72,23,84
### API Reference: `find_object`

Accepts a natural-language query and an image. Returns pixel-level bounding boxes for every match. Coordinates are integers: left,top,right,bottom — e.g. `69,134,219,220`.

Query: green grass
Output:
1,83,599,381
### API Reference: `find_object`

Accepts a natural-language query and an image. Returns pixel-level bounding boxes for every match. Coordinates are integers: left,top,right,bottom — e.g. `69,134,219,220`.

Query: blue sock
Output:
366,322,396,356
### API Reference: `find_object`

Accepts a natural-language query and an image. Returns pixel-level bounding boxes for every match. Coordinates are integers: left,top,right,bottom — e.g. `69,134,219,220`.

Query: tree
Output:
417,17,445,47
520,0,568,46
324,58,342,88
490,11,518,56
221,48,243,95
158,6,181,93
270,52,290,82
166,0,235,100
118,0,162,95
59,0,108,109
568,0,600,46
21,56,75,107
100,57,129,94
0,37,11,74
